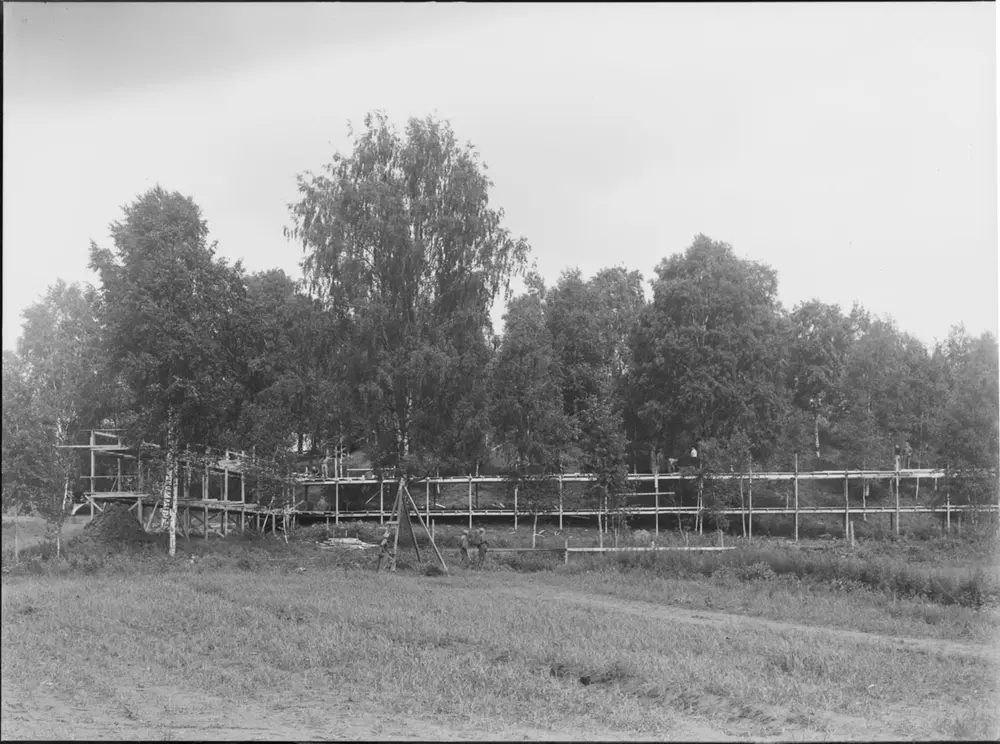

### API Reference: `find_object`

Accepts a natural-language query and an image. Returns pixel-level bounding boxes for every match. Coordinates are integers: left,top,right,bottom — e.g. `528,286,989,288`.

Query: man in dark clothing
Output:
471,527,488,568
459,529,471,567
375,528,395,573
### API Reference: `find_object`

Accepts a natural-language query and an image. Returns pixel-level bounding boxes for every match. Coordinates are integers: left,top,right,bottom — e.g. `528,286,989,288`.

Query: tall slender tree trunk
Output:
56,474,71,558
13,504,21,561
163,416,180,557
169,459,178,556
814,412,821,459
161,454,179,557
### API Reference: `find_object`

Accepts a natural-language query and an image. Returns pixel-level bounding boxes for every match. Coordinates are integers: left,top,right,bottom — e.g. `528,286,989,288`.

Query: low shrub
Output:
629,529,653,547
736,562,777,582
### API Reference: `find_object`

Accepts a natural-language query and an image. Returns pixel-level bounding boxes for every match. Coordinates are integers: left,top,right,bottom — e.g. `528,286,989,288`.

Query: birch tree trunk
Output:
814,412,821,459
160,461,172,534
56,474,70,558
169,462,178,556
159,427,180,556
13,504,21,561
160,455,179,557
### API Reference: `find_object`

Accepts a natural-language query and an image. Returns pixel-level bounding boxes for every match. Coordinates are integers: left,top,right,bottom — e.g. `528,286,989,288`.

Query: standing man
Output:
475,527,489,568
459,529,471,567
375,527,395,573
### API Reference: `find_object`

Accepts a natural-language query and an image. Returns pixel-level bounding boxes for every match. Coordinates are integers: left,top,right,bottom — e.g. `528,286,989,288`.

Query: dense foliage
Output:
3,111,997,531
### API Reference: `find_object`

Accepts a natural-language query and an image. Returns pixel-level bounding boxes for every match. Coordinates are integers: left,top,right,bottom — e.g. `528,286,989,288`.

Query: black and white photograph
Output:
2,2,998,740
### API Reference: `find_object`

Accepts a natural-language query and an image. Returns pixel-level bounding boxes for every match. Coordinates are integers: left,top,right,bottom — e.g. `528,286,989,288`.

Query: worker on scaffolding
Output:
375,527,396,573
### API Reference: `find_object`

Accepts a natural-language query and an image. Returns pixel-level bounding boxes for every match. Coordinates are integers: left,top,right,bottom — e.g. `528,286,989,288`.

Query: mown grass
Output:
3,566,997,741
5,519,997,638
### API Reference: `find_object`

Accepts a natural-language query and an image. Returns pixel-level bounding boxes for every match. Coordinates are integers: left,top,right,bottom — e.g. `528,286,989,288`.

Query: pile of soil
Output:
75,504,158,550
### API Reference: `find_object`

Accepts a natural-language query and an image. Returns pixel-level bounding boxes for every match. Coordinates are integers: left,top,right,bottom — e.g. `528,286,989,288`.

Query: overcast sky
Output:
3,2,997,352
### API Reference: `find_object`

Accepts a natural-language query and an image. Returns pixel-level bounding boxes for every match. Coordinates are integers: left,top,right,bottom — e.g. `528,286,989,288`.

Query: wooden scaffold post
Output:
558,474,564,531
87,429,97,497
793,454,800,542
654,471,659,536
844,469,850,539
862,470,868,522
894,455,899,536
946,474,952,534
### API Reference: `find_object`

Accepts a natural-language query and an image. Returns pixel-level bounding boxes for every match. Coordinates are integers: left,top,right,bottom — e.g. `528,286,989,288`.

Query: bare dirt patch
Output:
0,680,729,741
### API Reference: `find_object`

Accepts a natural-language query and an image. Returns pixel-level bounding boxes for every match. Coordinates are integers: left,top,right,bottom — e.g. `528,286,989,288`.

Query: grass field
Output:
2,517,999,741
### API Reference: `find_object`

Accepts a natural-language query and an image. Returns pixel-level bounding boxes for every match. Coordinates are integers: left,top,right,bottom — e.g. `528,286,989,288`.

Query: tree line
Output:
4,111,998,538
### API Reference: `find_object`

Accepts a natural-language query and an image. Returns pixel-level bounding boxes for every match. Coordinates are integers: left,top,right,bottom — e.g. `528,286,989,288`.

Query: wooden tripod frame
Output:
389,476,449,574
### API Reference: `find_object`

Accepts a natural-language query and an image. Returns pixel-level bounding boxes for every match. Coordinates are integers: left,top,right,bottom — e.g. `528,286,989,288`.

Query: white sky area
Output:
3,2,998,352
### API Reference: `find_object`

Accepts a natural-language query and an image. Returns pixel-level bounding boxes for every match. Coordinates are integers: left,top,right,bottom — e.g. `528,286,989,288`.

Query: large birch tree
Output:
89,186,251,556
286,112,529,475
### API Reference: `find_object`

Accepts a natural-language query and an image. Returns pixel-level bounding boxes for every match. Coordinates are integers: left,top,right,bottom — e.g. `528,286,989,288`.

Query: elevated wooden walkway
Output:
68,430,996,540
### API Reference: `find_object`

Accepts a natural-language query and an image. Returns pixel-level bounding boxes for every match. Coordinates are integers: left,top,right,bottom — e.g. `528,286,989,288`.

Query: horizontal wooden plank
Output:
74,492,999,520
293,468,977,487
567,546,737,553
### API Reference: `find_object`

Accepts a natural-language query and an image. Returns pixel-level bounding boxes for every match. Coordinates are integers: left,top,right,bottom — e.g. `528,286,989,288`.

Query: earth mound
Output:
76,503,158,550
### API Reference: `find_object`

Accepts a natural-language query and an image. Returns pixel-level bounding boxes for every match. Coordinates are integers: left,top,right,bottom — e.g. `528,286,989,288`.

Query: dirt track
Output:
1,681,731,742
495,583,999,662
